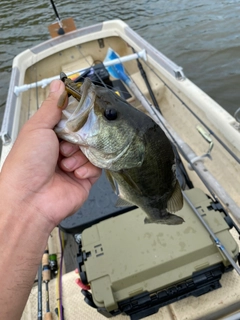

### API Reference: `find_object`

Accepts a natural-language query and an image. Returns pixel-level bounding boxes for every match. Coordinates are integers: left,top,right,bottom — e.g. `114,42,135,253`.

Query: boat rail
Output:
0,50,146,147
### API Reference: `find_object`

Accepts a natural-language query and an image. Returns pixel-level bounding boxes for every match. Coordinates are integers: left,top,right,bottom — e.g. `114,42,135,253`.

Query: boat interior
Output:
20,34,240,212
1,20,240,320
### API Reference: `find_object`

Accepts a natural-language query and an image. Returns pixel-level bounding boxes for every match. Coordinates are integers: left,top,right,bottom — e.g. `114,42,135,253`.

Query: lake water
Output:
1,0,240,133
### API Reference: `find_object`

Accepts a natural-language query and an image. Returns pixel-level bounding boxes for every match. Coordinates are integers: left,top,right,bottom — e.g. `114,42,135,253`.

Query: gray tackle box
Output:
77,188,239,319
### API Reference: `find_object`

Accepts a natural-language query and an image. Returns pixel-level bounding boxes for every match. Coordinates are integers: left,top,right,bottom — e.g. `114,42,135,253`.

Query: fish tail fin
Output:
167,180,183,213
144,213,184,225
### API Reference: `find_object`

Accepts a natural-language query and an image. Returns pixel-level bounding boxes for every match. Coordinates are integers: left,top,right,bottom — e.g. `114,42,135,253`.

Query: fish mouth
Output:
55,78,97,145
64,78,96,133
55,77,145,171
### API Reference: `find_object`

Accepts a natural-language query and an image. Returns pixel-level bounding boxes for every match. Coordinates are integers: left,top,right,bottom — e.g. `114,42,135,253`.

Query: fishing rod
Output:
132,47,194,189
106,53,240,273
140,87,240,223
49,0,65,35
38,264,42,320
131,47,161,114
141,59,240,165
183,192,240,275
47,232,63,319
57,228,64,320
42,247,53,320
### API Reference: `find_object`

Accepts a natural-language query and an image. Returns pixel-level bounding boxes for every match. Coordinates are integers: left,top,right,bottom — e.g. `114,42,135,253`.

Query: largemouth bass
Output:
55,76,184,225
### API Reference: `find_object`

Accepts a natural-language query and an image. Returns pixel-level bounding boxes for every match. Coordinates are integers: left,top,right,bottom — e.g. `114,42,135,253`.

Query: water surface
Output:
1,0,240,129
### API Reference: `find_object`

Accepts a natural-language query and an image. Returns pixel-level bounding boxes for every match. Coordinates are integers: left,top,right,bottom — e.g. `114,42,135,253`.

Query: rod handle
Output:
42,247,51,281
42,268,51,282
44,312,52,320
42,249,49,266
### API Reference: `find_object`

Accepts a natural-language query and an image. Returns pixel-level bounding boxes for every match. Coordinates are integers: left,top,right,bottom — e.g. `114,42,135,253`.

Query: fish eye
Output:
104,108,118,120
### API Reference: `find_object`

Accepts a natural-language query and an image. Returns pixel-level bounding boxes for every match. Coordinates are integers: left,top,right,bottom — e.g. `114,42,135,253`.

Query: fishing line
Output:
128,71,240,223
75,40,135,96
131,46,193,189
75,42,194,182
123,67,240,238
75,47,107,88
63,43,239,208
141,59,240,164
114,57,222,193
74,46,135,101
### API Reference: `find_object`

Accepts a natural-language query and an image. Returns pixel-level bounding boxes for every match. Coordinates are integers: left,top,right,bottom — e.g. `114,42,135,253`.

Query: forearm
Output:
0,184,53,320
0,80,102,319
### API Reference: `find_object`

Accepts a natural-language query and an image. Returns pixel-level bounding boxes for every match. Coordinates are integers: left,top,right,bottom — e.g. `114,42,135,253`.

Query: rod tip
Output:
58,27,65,35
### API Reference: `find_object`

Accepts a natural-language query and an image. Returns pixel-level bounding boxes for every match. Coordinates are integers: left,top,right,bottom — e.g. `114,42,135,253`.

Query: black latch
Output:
76,248,88,285
208,201,235,230
81,289,97,309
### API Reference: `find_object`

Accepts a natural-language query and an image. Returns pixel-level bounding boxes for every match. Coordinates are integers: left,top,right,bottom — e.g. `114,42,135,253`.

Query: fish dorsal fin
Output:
167,180,183,213
115,197,132,207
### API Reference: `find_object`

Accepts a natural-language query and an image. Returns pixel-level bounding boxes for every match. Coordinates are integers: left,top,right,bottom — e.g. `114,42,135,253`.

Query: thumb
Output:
28,80,67,130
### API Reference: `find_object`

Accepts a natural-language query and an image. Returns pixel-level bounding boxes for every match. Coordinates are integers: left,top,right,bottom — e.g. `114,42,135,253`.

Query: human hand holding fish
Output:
55,76,184,225
0,79,101,320
0,79,101,229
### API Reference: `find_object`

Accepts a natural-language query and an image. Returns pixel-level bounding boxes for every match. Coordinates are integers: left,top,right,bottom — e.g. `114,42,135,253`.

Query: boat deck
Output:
20,51,240,215
19,53,240,320
2,23,238,319
21,228,240,320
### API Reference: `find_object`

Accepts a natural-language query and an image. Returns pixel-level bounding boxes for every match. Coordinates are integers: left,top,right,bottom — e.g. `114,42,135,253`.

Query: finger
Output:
56,166,92,197
89,175,101,186
27,80,67,130
60,150,89,172
60,141,80,157
74,162,102,180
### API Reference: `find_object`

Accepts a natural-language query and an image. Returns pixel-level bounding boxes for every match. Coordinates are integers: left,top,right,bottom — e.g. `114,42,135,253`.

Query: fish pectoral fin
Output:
167,180,183,213
115,197,132,207
120,170,142,195
105,170,117,194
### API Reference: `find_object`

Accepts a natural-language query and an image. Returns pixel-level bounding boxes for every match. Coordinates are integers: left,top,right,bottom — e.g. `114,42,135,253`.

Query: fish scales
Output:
55,77,183,225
